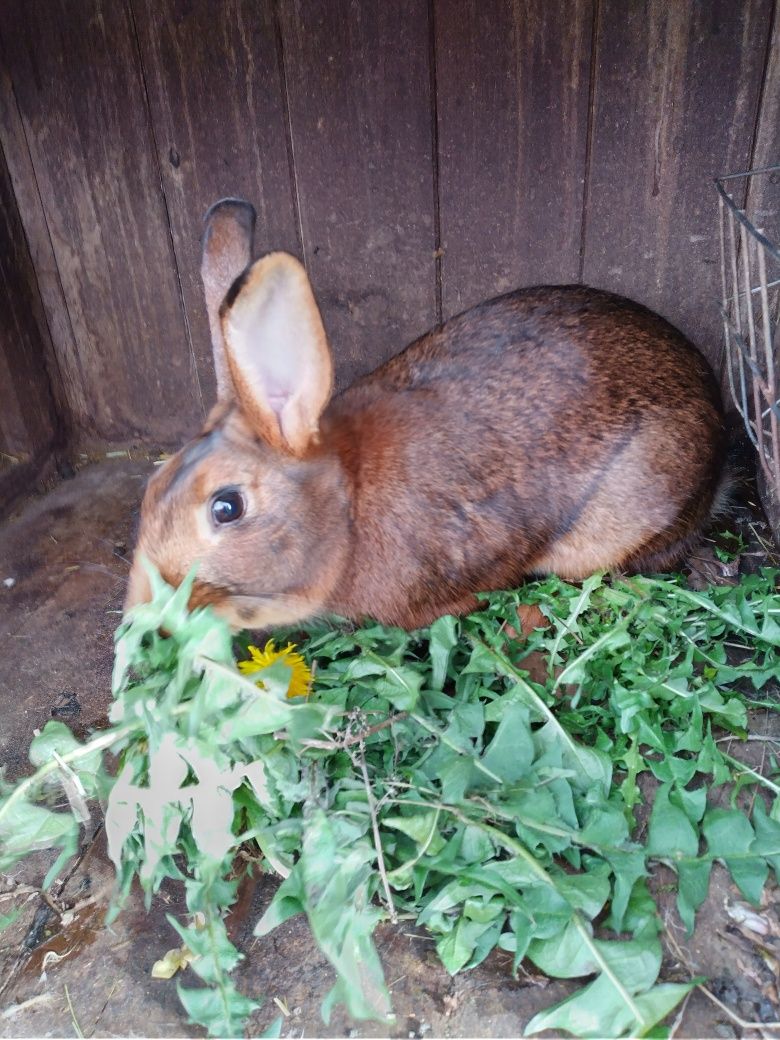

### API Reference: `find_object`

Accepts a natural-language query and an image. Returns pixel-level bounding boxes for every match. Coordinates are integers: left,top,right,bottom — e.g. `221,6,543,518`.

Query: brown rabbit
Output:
125,198,725,630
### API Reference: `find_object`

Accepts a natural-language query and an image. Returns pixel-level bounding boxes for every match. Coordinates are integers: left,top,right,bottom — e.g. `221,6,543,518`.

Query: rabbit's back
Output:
353,285,717,412
324,286,724,625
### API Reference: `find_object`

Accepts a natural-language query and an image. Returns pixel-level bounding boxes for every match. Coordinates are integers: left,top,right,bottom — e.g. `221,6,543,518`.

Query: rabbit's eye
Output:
211,488,246,525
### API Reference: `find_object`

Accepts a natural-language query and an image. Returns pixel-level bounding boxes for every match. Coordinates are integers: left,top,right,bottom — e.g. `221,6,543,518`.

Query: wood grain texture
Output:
0,0,201,445
1,0,778,453
277,0,437,389
0,60,72,433
582,0,774,369
131,0,300,409
434,0,594,319
746,0,780,247
0,141,60,505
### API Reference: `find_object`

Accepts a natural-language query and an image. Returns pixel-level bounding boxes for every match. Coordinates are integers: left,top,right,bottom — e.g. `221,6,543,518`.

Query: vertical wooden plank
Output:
435,0,594,319
0,0,201,445
746,0,780,247
278,0,437,388
0,140,60,503
0,61,73,434
582,0,773,368
130,0,300,408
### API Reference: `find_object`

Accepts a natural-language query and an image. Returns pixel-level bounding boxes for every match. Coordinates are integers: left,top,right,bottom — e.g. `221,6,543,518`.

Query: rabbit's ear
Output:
200,198,256,400
220,253,333,455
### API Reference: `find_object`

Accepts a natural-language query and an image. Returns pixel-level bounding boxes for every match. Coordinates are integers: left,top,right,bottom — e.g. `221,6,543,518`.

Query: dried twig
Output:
716,735,780,744
64,984,85,1039
352,742,397,924
0,885,38,902
664,916,780,1035
40,890,63,917
668,989,693,1040
295,712,408,751
88,979,121,1038
748,522,780,565
66,880,115,916
548,610,584,646
697,983,780,1031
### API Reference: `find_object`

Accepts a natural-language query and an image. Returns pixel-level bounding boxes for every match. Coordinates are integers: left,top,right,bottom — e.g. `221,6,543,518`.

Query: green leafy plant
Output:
1,565,779,1038
712,529,748,563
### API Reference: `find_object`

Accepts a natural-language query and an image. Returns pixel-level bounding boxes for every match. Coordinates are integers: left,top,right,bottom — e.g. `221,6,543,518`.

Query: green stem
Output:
0,723,134,826
387,808,441,880
544,580,596,671
744,698,780,713
409,713,504,785
467,637,559,724
0,684,211,830
643,580,767,642
363,651,418,698
468,636,606,783
551,609,637,693
387,796,780,867
199,900,236,1033
443,809,645,1023
571,913,648,1024
720,751,780,796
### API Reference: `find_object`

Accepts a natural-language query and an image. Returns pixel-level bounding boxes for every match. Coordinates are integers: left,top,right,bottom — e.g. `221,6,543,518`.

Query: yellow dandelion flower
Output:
238,639,313,699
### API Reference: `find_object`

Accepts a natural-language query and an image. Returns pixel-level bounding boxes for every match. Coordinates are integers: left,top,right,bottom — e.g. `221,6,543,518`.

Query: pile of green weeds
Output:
1,563,780,1037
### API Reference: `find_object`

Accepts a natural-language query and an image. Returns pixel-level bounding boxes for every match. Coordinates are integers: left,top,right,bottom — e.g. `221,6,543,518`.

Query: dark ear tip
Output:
202,197,257,233
219,267,251,317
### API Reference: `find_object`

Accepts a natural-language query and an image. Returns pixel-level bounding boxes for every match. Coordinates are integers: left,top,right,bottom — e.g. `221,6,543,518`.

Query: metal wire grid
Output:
716,164,780,495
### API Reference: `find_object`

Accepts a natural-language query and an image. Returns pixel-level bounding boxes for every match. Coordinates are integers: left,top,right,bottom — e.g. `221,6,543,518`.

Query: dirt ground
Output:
1,458,780,1039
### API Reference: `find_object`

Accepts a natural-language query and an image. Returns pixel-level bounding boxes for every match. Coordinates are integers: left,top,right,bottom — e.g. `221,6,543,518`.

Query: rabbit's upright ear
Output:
201,199,256,399
219,253,333,455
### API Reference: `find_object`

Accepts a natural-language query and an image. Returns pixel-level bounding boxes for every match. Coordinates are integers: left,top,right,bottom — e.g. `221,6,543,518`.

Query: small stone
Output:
713,1025,737,1039
738,999,756,1019
760,999,778,1022
3,577,15,588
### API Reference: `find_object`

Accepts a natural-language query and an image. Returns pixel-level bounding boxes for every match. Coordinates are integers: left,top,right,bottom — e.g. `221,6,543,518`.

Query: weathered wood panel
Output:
1,0,778,455
0,61,73,431
131,0,300,408
582,0,773,369
435,0,594,319
277,0,437,387
746,0,780,246
0,140,60,506
0,0,201,445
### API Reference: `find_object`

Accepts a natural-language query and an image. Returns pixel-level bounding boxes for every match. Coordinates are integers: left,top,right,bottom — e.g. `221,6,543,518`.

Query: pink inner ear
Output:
262,369,294,420
266,392,288,418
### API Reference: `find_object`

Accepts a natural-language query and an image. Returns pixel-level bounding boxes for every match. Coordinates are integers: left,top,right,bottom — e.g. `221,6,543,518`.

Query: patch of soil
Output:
0,458,150,777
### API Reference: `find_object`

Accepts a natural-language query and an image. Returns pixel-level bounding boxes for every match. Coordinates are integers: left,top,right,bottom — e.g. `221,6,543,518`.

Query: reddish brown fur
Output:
126,206,724,631
318,287,724,626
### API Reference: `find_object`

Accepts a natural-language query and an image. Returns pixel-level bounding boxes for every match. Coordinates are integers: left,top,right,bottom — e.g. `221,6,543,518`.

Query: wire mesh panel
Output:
716,165,780,541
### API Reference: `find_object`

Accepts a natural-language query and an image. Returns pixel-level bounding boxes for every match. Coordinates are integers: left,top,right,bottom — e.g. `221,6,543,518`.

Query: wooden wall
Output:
0,135,63,505
0,0,778,468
